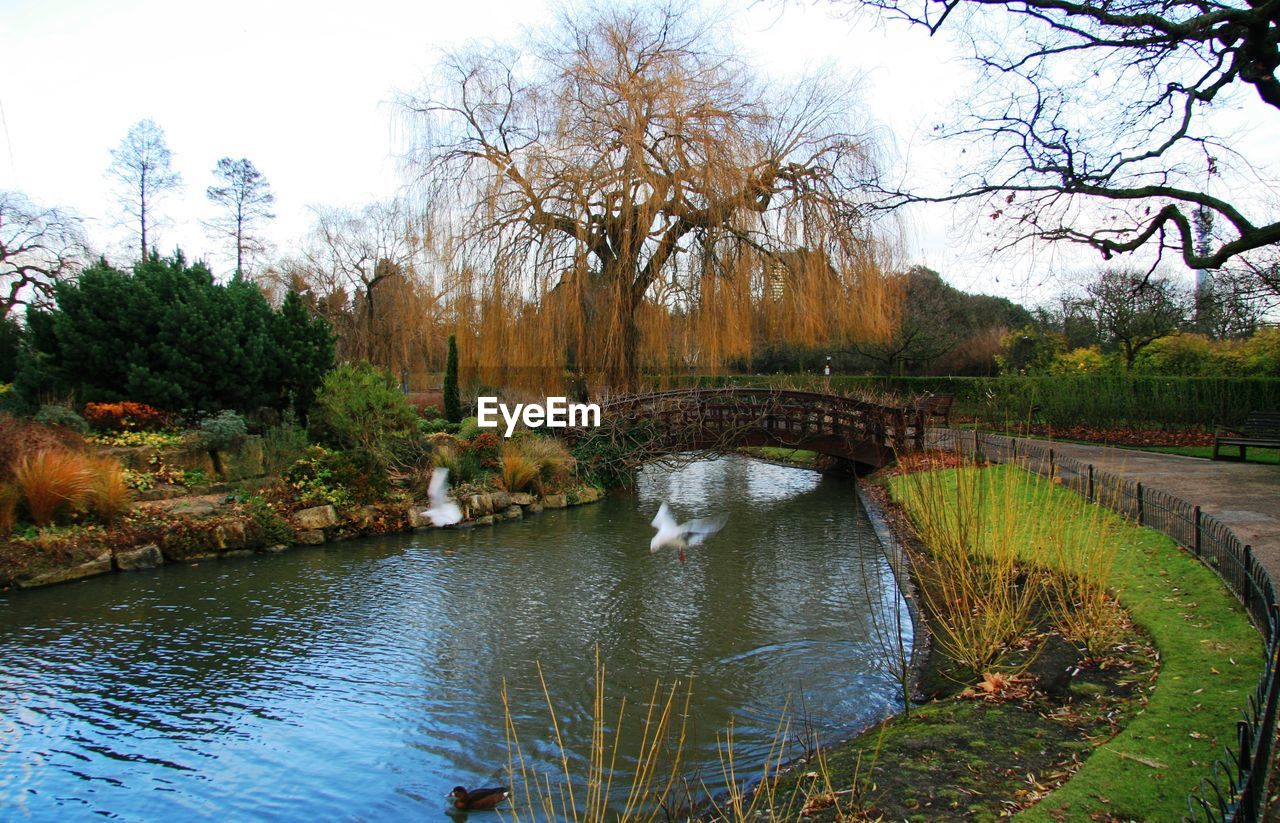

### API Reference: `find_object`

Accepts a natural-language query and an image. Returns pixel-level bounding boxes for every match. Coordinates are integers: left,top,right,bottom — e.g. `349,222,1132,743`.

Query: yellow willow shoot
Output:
500,647,692,822
896,465,1043,676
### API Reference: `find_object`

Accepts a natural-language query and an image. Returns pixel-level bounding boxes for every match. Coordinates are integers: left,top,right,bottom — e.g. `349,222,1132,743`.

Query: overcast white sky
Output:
0,0,1237,307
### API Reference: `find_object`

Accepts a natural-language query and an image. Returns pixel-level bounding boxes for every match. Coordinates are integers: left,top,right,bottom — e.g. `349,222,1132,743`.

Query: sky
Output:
2,0,1261,308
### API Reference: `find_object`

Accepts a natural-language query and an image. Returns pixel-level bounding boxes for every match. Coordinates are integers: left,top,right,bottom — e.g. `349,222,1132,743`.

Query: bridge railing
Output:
591,388,920,453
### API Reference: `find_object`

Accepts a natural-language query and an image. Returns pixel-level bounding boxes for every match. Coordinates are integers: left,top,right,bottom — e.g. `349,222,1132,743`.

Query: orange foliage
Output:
82,402,171,432
0,414,85,482
0,483,18,535
87,456,132,525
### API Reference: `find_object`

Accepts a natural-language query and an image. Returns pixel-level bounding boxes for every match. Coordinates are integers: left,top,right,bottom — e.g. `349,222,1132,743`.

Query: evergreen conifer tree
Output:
443,334,461,423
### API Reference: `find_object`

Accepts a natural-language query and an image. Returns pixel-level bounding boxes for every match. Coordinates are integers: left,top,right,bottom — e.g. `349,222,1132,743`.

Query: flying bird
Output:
423,468,463,527
649,502,726,562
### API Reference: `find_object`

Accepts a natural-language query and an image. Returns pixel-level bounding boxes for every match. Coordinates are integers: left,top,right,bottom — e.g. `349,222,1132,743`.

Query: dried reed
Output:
497,647,824,821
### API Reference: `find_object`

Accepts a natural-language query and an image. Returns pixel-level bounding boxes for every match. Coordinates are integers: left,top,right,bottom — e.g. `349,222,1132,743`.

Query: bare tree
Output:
303,200,422,366
0,191,87,318
108,119,182,259
849,267,963,375
403,4,897,391
206,157,275,275
850,0,1280,278
1079,268,1190,368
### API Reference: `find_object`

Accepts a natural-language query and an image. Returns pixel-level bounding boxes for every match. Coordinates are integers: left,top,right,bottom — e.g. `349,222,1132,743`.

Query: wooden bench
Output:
910,393,954,427
1212,412,1280,461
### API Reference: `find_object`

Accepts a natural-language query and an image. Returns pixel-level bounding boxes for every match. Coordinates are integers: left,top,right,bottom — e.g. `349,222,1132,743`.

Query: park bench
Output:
910,393,954,428
1212,412,1280,461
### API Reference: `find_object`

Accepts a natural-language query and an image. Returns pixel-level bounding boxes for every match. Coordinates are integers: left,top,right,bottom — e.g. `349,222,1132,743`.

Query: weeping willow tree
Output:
404,3,900,392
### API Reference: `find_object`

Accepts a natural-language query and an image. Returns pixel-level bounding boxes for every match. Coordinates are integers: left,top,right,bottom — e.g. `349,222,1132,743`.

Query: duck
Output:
449,785,510,811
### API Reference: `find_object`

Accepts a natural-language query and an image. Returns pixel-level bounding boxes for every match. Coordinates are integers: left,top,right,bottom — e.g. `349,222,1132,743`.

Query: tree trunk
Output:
139,171,148,260
603,263,645,392
365,283,377,365
617,312,640,392
235,203,244,275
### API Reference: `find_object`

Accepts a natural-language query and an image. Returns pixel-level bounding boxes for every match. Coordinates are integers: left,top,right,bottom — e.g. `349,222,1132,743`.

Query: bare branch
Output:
0,191,87,318
848,0,1280,279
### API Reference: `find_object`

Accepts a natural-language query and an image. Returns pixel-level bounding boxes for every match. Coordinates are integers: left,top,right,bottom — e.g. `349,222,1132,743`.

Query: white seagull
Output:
649,502,726,562
423,468,463,527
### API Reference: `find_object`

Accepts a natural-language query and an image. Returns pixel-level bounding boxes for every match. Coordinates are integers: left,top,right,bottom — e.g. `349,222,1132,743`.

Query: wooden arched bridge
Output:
566,388,927,474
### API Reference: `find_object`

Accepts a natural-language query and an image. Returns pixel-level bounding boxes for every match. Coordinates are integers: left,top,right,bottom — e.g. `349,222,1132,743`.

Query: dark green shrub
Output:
284,448,355,508
431,441,484,485
274,290,335,420
262,419,310,475
418,417,453,435
457,416,481,440
308,362,420,465
34,404,89,433
20,252,332,415
0,316,22,383
570,421,658,488
240,494,295,545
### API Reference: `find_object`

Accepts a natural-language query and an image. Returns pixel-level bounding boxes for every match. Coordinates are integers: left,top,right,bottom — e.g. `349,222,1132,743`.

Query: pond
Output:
0,456,910,820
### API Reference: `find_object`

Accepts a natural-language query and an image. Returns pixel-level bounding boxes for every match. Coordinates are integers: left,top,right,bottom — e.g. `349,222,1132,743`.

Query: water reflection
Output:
0,456,909,820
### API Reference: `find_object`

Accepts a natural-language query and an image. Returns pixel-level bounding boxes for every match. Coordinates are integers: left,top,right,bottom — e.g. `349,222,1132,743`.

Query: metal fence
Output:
945,431,1279,822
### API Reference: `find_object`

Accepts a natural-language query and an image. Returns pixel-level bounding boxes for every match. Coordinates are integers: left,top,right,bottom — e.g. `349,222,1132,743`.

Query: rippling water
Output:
0,456,910,821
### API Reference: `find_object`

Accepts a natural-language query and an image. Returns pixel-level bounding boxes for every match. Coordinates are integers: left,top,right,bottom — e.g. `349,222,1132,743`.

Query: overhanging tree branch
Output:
847,0,1280,277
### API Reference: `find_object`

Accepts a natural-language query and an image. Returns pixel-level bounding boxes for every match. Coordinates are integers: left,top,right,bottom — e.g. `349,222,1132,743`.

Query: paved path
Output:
1036,441,1280,574
1038,440,1277,579
934,431,1280,581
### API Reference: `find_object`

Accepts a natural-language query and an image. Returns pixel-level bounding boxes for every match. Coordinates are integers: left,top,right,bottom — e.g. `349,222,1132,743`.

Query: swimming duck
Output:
449,785,510,811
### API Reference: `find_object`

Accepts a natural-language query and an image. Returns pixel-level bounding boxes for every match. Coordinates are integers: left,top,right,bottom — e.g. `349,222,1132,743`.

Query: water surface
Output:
0,456,909,820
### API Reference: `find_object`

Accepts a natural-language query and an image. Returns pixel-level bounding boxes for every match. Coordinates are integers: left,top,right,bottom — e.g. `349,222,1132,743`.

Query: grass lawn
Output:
1003,464,1262,820
769,465,1264,821
738,446,819,466
1119,443,1280,464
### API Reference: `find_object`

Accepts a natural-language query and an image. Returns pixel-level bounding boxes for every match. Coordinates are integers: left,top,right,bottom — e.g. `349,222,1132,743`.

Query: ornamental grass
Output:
501,436,577,494
86,456,133,526
13,448,95,527
894,464,1043,676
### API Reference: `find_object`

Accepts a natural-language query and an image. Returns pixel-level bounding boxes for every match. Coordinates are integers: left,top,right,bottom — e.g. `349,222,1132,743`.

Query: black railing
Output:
947,431,1278,823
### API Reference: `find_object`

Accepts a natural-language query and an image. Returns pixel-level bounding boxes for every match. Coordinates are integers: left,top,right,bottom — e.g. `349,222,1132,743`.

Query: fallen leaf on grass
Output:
1108,750,1167,769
